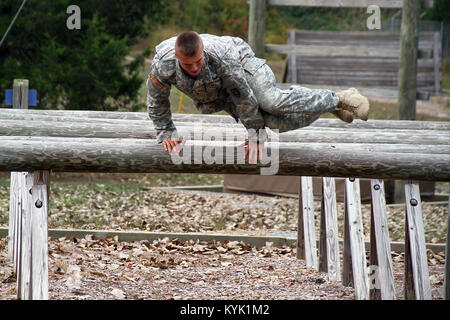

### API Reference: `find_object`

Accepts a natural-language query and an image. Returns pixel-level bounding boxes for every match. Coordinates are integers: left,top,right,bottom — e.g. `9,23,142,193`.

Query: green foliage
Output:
0,0,167,111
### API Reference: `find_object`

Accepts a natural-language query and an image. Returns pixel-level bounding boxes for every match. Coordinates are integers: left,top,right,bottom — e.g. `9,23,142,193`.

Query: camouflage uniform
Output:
147,34,339,143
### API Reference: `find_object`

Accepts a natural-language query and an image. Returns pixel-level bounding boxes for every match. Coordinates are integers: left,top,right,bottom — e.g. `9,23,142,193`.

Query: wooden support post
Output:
343,178,369,300
397,0,420,120
287,30,297,84
18,171,50,300
395,0,421,204
297,176,318,270
8,79,29,264
319,177,340,281
444,195,450,300
248,0,266,58
433,31,441,94
370,179,396,300
404,181,431,300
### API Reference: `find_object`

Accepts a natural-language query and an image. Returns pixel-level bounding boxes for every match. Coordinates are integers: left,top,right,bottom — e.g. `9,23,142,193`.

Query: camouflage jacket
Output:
146,34,267,143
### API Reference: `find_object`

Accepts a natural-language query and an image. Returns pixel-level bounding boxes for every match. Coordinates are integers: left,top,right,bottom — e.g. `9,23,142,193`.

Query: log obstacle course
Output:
2,79,450,300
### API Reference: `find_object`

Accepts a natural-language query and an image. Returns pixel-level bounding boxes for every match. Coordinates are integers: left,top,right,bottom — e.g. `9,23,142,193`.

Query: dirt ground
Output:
0,235,446,301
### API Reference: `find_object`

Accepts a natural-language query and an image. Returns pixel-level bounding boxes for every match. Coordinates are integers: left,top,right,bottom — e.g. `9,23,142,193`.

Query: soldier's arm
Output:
220,55,267,143
146,63,178,144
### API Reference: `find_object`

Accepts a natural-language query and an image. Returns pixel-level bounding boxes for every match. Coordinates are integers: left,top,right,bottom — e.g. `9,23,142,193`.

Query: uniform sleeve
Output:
220,51,267,142
146,63,178,144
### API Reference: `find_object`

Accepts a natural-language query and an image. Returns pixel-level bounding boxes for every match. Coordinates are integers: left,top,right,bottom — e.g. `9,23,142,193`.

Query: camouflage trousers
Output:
245,63,339,133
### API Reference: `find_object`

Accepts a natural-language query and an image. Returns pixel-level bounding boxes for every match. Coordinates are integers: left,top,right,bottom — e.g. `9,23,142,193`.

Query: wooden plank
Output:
8,172,20,261
370,180,396,300
404,182,431,300
265,44,432,58
30,181,49,300
319,177,340,281
19,172,34,300
343,190,353,287
289,30,437,47
297,176,318,269
445,195,450,300
345,178,369,300
267,0,434,9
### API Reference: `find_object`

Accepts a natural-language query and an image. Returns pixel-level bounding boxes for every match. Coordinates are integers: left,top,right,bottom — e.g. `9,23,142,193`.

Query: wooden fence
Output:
272,30,442,100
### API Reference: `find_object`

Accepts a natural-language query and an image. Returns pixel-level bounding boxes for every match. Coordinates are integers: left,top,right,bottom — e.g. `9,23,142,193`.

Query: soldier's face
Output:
175,45,204,77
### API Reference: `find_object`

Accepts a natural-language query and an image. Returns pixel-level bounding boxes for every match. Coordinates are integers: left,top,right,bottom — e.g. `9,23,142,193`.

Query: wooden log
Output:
370,179,396,300
0,139,449,181
404,182,431,300
1,120,450,145
267,0,434,9
4,136,450,155
2,109,449,131
319,178,340,281
248,0,266,59
297,176,317,269
344,178,369,300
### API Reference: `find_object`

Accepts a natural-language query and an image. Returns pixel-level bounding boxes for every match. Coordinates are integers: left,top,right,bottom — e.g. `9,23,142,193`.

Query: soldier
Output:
147,31,369,164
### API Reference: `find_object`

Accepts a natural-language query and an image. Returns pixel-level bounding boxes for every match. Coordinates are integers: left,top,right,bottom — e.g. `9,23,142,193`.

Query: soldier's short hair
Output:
175,31,203,57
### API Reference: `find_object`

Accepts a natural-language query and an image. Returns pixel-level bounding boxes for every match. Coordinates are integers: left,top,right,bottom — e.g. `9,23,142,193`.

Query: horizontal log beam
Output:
2,136,450,155
1,120,450,145
266,0,434,9
1,109,449,131
0,138,448,181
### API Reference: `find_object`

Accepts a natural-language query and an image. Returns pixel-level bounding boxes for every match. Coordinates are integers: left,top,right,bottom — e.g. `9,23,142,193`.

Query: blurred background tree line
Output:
0,0,448,111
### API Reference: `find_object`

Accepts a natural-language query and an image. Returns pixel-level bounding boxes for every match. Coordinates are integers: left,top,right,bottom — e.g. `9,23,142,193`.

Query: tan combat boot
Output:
335,88,370,121
332,109,354,123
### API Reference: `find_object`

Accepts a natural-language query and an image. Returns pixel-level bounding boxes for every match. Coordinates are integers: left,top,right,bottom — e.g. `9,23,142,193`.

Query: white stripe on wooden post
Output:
404,181,431,300
443,194,449,300
19,172,35,299
8,79,29,264
370,179,396,300
297,176,318,269
319,177,341,281
344,178,369,300
31,182,49,300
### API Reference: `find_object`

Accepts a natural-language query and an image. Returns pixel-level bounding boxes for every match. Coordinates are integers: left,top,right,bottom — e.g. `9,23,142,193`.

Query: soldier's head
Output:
175,31,204,77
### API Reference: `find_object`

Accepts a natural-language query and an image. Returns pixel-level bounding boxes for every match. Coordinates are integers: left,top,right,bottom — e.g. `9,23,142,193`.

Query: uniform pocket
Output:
242,57,266,76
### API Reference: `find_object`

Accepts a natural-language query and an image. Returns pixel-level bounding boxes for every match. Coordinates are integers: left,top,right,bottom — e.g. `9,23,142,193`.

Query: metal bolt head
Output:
373,184,380,191
410,198,418,206
35,199,43,208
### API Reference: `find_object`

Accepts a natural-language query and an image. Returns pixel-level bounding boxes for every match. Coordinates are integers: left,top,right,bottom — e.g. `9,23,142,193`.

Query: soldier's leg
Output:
246,64,339,118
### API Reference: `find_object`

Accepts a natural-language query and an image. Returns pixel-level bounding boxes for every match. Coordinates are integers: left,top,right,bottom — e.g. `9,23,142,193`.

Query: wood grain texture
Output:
297,176,317,269
319,178,341,281
345,178,369,300
0,139,449,181
370,180,396,300
404,182,431,300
